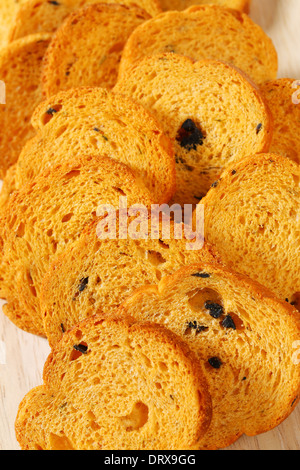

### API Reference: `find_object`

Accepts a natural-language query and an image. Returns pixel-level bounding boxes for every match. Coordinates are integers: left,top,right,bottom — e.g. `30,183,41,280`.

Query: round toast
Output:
15,315,212,450
119,5,278,86
118,263,300,449
0,33,51,178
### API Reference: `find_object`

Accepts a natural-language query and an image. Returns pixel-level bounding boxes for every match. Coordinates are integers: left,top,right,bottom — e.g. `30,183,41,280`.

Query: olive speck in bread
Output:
9,87,175,206
15,315,212,450
0,155,154,336
115,54,273,204
202,153,300,305
0,33,51,178
41,214,221,348
42,3,151,97
118,263,300,449
119,5,278,86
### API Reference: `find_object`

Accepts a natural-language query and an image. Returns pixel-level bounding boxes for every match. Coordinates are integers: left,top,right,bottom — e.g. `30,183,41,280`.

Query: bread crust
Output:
40,213,222,347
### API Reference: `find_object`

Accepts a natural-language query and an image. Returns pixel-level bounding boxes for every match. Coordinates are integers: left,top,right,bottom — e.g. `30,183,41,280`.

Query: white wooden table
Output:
1,0,300,451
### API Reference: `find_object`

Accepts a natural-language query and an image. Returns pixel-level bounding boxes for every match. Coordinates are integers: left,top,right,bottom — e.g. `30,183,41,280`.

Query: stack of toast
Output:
0,0,300,450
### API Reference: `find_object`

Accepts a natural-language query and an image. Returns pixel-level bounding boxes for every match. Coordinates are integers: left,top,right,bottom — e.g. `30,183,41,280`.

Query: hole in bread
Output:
119,402,149,432
49,433,74,450
291,293,300,312
187,288,223,314
7,215,17,230
61,213,74,223
158,240,170,249
87,411,101,431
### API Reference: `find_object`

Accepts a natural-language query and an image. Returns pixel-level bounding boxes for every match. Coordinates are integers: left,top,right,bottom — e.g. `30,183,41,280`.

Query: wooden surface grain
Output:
1,0,300,451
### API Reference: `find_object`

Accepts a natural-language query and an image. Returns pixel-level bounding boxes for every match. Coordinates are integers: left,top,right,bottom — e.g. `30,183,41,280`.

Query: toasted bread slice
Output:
160,0,250,12
261,79,300,165
0,33,51,178
0,0,27,47
202,153,300,305
12,87,175,205
42,3,150,97
40,213,222,348
8,0,161,42
15,315,212,450
115,54,273,204
0,154,154,336
118,263,300,449
119,5,277,85
0,163,17,211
